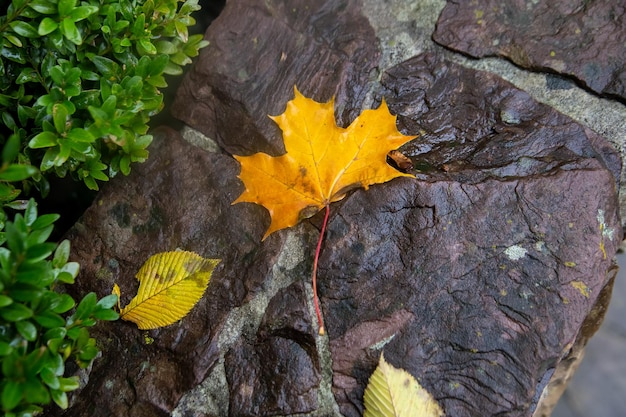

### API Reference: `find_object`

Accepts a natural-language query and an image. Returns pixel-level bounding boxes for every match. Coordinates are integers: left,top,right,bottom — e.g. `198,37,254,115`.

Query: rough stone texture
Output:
49,0,624,416
433,1,626,102
56,128,330,417
364,0,626,226
171,0,380,157
320,53,621,417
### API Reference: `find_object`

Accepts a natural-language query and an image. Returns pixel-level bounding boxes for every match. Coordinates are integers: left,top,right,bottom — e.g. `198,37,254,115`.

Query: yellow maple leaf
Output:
364,353,445,417
113,251,220,330
233,86,416,240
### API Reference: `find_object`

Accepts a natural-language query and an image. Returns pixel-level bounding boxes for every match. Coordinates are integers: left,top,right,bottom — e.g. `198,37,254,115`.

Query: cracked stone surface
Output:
48,0,624,416
433,0,626,102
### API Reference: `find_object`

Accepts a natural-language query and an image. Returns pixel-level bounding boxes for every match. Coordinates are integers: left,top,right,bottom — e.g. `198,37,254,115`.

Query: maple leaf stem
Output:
312,204,330,336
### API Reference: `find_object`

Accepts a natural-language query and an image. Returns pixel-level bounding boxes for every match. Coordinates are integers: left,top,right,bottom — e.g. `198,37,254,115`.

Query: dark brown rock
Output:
433,1,626,101
171,0,380,156
55,127,322,416
226,282,320,416
320,53,622,417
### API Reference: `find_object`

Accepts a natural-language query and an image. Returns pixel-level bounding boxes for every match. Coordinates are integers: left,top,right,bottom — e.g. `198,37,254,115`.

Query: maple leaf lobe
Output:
234,86,416,239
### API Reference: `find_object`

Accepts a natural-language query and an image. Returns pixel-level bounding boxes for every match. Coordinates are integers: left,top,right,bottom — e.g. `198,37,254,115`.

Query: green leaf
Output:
0,165,38,182
40,148,57,171
78,344,99,361
59,262,79,279
132,13,146,37
74,292,97,320
58,0,76,16
170,51,192,66
82,176,97,190
0,295,13,307
29,0,57,14
146,74,168,88
0,46,26,64
16,320,38,341
44,327,67,341
0,342,13,356
47,337,64,354
2,112,17,131
92,308,119,321
29,131,58,149
91,56,119,77
2,380,22,411
51,389,68,409
163,61,183,76
31,213,60,230
9,21,39,38
34,311,66,328
66,128,94,143
56,271,75,284
155,40,177,54
119,155,131,175
58,376,79,392
26,243,56,262
41,367,61,389
47,350,64,375
69,5,98,21
50,294,75,313
138,38,157,55
174,20,189,43
61,18,82,45
53,240,70,267
22,379,49,405
16,67,39,84
2,134,20,163
52,103,69,134
38,17,59,35
3,32,22,47
96,294,118,310
24,199,37,226
26,225,54,247
0,302,33,321
149,54,170,77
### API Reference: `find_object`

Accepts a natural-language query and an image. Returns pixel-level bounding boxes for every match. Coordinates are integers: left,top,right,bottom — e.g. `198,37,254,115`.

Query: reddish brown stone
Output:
320,53,622,417
433,1,626,101
171,0,380,156
53,128,316,417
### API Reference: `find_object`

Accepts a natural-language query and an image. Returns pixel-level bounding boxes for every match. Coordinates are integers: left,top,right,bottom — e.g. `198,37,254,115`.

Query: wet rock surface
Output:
433,0,626,102
322,53,621,417
171,0,379,156
51,0,624,416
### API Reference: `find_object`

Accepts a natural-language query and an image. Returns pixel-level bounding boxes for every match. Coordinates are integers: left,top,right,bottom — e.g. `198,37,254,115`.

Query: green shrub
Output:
0,0,208,201
0,199,119,416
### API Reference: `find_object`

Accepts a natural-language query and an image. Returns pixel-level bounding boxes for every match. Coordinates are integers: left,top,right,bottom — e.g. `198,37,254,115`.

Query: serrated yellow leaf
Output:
233,86,416,240
116,251,220,330
364,353,445,417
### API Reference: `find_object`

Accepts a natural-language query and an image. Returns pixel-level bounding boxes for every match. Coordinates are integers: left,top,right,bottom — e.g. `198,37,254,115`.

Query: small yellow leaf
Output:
364,353,445,417
116,251,220,330
112,283,121,310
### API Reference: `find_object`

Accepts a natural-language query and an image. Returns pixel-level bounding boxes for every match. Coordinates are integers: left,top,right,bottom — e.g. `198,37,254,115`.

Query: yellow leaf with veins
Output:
114,251,220,330
233,86,416,239
364,353,445,417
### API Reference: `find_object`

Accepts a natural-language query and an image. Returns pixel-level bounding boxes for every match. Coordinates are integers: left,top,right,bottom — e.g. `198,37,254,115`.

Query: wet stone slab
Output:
433,0,626,102
322,54,621,417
